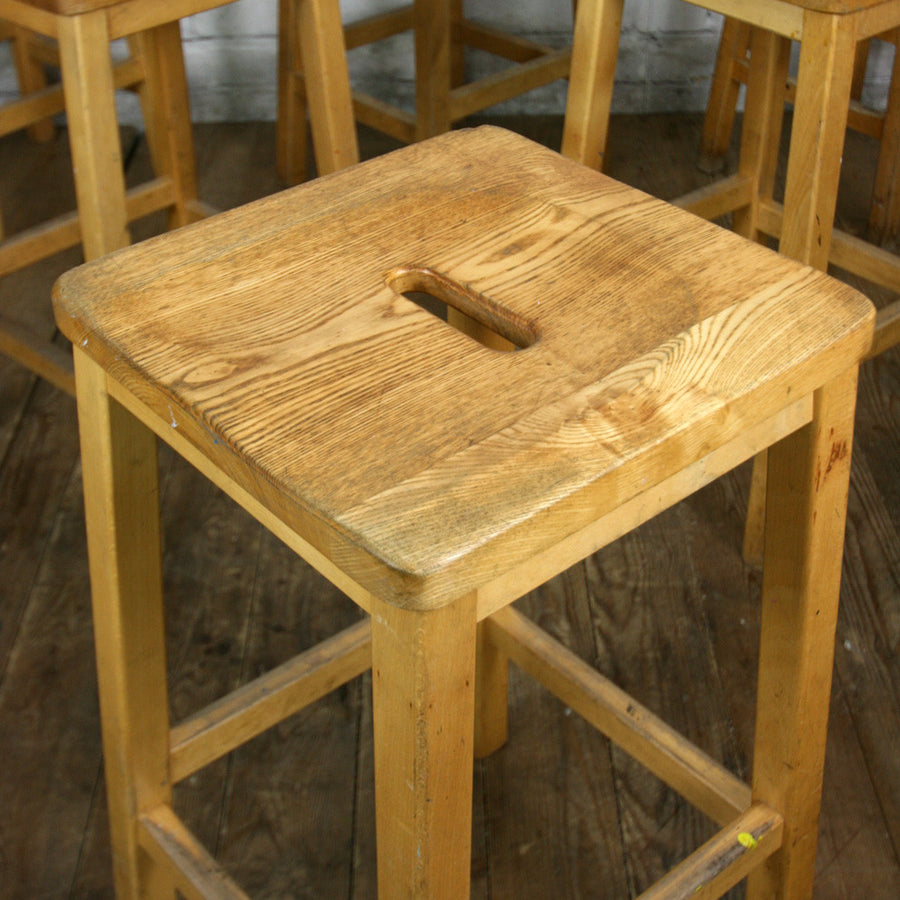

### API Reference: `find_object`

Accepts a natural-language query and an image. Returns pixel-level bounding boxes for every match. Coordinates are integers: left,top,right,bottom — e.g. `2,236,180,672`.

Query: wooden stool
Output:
0,0,357,394
54,127,872,898
700,16,872,171
275,0,574,184
700,16,900,245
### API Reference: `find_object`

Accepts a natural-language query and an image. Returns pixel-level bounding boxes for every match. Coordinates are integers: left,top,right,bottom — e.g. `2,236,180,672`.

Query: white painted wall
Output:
0,0,895,126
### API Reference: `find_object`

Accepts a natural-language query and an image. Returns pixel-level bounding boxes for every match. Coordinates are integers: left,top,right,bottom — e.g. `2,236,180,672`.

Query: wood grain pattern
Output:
53,127,873,613
371,594,477,898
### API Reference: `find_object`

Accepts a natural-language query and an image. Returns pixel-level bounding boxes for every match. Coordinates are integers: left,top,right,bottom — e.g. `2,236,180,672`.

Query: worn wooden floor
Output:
1,113,899,898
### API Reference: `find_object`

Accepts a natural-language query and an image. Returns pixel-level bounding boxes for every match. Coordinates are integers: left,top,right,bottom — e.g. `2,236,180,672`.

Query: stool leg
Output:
699,17,750,172
57,10,130,260
372,595,477,898
132,22,201,230
742,452,768,567
732,26,790,245
739,17,849,566
276,0,309,185
869,30,900,245
414,0,452,139
297,0,359,176
474,617,509,758
11,25,56,142
748,367,860,900
560,0,624,171
851,37,871,102
73,350,173,899
449,0,465,90
779,11,856,269
735,28,788,566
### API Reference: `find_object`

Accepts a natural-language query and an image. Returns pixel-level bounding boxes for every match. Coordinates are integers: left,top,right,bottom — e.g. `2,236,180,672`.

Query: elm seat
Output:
0,0,356,394
54,127,874,898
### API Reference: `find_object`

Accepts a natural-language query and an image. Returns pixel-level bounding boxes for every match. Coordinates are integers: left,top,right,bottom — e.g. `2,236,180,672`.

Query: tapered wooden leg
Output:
779,11,856,269
11,24,55,142
276,0,309,185
742,450,767,568
414,0,452,139
297,0,358,176
449,0,465,89
132,22,200,229
700,17,750,171
372,594,477,898
732,26,790,244
474,617,508,759
748,367,860,900
57,10,130,260
734,28,789,565
743,14,856,564
73,350,172,900
851,37,871,100
869,30,900,245
560,0,624,171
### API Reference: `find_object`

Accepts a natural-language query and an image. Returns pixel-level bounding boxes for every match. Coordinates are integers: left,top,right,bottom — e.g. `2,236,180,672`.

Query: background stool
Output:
700,16,900,246
276,0,574,184
0,0,357,394
54,126,872,898
562,0,900,357
700,16,871,171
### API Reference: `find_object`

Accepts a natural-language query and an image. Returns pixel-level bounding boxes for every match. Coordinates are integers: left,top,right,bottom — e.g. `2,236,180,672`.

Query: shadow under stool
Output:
0,0,356,393
53,126,873,898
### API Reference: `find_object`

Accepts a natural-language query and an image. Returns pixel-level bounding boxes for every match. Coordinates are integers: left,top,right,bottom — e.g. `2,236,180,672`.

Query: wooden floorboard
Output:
482,570,630,899
0,113,898,898
582,507,745,896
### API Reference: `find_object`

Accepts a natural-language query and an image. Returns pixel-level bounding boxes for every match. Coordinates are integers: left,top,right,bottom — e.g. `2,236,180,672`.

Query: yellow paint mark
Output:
738,831,759,850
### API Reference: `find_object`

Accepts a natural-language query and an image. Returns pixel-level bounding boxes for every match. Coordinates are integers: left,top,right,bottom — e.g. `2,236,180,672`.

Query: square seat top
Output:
54,127,873,610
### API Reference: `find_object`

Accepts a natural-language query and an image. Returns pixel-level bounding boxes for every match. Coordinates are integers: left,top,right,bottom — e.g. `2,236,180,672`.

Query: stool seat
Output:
55,126,871,610
54,128,874,898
